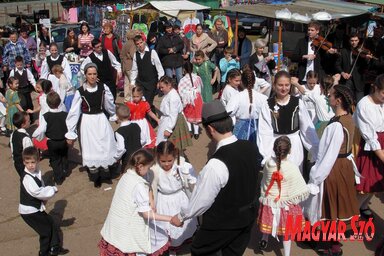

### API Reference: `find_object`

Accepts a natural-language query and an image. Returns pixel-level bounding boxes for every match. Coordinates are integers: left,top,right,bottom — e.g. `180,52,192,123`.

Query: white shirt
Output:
227,89,268,120
41,55,72,81
304,92,334,122
10,128,33,159
304,40,314,82
19,168,57,214
9,68,36,87
114,121,129,161
32,108,63,141
253,76,271,93
80,49,122,75
353,95,384,151
130,46,165,85
179,135,238,220
220,85,238,107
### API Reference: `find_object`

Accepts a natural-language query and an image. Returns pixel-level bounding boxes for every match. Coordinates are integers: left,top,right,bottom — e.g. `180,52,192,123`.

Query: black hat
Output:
202,100,231,125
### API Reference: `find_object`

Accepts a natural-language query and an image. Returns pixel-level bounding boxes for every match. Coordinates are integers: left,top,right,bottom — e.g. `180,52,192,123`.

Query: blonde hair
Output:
51,64,63,74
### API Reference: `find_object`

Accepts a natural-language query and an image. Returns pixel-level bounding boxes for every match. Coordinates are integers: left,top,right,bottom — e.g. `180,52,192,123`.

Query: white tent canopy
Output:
138,0,210,17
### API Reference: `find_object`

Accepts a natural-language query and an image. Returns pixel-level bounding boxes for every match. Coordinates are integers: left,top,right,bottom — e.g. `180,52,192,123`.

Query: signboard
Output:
34,10,49,23
39,18,51,28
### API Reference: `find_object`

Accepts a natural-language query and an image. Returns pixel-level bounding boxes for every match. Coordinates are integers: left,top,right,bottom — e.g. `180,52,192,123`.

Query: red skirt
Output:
98,238,170,256
183,93,203,124
257,203,304,237
356,132,384,193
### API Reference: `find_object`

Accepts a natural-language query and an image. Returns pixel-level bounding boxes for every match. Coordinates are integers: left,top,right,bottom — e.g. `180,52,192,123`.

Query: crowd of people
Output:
0,16,384,256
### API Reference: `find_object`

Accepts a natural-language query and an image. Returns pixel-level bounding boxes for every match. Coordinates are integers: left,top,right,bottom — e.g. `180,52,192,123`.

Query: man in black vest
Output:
171,100,262,255
130,35,164,125
81,39,122,100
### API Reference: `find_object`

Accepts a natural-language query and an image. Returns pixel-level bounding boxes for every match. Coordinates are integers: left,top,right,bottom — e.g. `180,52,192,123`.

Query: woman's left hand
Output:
164,131,171,138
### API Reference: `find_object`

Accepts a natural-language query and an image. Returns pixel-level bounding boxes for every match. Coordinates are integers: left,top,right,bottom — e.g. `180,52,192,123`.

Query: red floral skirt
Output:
98,238,170,256
257,203,304,237
356,132,384,193
183,94,203,124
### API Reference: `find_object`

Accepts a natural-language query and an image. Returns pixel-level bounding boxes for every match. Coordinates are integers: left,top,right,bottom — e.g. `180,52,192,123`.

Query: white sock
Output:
193,124,199,135
187,121,192,132
283,240,291,256
358,194,373,210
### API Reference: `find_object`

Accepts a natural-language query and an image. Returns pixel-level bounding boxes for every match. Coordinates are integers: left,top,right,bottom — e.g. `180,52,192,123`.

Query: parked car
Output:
226,12,268,35
30,24,102,53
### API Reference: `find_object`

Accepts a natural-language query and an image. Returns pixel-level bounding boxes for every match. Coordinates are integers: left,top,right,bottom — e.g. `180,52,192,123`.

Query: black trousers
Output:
142,84,157,128
191,223,253,256
14,161,24,177
21,211,60,256
47,140,68,182
104,80,117,101
18,91,34,121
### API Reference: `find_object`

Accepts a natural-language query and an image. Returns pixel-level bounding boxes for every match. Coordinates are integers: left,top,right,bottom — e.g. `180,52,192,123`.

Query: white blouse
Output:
305,93,334,122
226,89,268,120
353,95,384,151
159,88,183,133
220,85,238,107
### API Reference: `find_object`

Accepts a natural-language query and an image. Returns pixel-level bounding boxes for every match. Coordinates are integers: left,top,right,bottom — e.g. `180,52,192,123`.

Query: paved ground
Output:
0,93,383,256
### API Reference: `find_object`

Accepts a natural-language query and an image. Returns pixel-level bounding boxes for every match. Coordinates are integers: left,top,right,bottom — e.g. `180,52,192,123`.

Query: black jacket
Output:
156,32,184,68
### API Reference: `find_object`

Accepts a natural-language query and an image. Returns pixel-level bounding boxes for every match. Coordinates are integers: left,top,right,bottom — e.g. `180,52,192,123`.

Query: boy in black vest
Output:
114,104,141,175
32,91,68,185
9,56,36,119
19,146,69,256
10,111,33,177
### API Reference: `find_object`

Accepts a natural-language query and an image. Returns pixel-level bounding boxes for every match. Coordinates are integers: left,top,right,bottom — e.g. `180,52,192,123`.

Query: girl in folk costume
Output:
226,68,269,144
125,86,159,148
220,68,241,107
258,136,310,256
305,85,360,256
354,74,384,220
99,149,171,256
156,76,192,151
178,62,203,140
5,77,23,131
65,63,117,188
291,71,321,124
258,71,319,172
150,141,198,254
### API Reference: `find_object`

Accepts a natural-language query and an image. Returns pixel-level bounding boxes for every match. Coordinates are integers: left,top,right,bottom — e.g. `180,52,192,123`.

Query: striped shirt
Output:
78,33,94,57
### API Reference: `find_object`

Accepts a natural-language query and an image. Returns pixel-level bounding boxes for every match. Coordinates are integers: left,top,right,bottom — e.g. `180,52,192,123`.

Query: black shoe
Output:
49,246,69,255
190,131,193,138
55,179,64,186
259,239,268,250
194,134,199,140
94,178,102,188
360,208,374,219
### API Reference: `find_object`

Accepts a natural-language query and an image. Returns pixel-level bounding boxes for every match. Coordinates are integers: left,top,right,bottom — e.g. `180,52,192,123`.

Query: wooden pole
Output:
277,20,282,71
234,12,239,56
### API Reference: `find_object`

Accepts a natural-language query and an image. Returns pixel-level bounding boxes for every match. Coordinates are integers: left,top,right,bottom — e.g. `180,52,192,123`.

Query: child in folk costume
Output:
151,141,197,253
125,86,159,148
305,85,360,256
51,64,75,111
5,77,23,132
354,74,384,220
258,71,319,172
258,136,309,256
178,62,203,140
65,63,117,188
156,76,192,151
99,149,171,256
220,68,241,107
192,50,220,103
226,68,269,144
291,71,321,124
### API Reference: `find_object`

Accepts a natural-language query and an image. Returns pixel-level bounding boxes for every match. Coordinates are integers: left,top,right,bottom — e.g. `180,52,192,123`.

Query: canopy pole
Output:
277,20,282,71
234,12,239,56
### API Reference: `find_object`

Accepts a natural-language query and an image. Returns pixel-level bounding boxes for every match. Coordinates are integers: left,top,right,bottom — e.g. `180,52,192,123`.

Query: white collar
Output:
17,128,29,134
24,168,41,178
216,135,237,151
120,120,130,127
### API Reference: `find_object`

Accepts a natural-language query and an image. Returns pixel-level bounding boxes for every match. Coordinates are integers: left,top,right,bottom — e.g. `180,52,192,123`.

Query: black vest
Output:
89,50,114,83
44,111,68,140
268,96,300,134
20,172,42,209
201,140,261,230
116,123,142,163
13,69,32,93
46,55,64,73
11,130,29,164
136,50,158,89
78,83,104,114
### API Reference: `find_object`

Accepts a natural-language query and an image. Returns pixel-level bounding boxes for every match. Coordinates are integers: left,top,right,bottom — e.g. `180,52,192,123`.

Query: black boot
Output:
49,246,69,255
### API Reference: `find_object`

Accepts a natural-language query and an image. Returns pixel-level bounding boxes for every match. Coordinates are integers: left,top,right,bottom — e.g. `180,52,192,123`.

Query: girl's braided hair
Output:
241,68,255,115
273,136,291,172
333,84,355,114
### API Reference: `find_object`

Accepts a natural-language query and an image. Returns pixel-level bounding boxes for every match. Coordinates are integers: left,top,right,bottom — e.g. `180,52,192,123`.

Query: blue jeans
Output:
165,66,183,85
